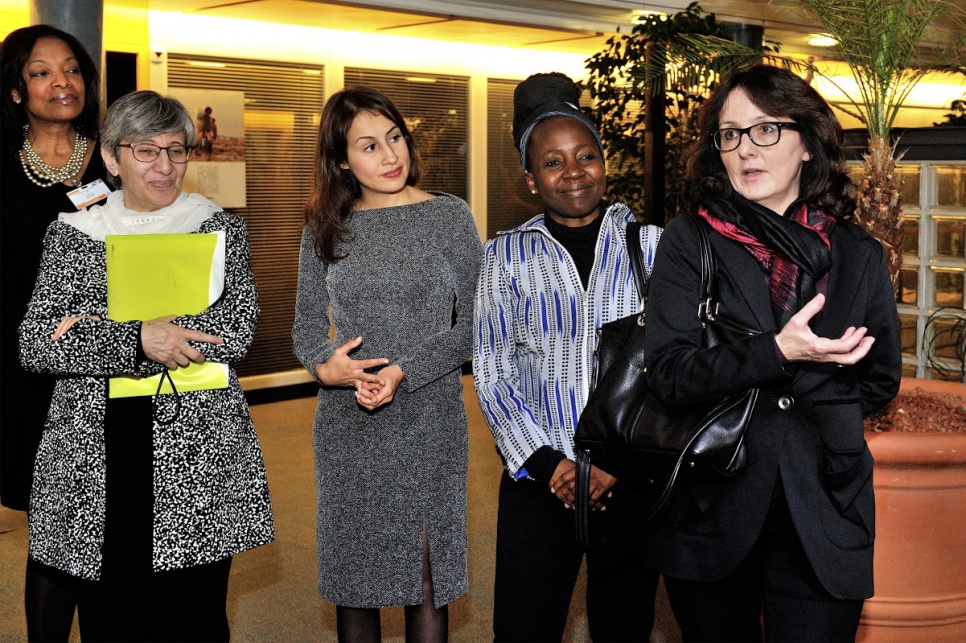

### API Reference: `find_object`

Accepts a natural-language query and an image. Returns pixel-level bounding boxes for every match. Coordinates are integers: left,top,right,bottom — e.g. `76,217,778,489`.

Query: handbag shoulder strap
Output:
687,214,719,322
625,221,648,306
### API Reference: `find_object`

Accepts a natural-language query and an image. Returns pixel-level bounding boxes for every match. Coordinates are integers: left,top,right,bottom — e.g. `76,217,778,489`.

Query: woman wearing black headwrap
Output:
474,72,661,642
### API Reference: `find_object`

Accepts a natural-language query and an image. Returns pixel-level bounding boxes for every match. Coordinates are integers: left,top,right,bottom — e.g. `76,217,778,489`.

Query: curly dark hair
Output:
304,86,422,262
0,24,100,156
687,64,856,218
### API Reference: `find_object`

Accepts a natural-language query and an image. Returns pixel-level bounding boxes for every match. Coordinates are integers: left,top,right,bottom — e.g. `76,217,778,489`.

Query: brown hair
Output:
687,64,856,218
304,87,422,261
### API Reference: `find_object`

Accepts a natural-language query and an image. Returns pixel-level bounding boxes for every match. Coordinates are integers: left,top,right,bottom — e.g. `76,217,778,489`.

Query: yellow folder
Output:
106,232,229,398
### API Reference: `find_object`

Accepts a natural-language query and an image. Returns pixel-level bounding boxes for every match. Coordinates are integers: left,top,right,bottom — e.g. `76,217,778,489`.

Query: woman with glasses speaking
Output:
18,90,274,641
641,65,901,641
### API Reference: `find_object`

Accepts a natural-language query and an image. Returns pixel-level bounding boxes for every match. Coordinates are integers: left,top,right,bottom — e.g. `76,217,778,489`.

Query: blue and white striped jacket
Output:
473,203,662,478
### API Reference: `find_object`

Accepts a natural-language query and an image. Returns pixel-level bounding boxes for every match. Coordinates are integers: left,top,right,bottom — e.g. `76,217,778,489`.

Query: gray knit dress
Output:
292,193,482,609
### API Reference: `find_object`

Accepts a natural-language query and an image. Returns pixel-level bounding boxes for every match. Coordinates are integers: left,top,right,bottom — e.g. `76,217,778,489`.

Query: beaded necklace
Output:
19,125,88,188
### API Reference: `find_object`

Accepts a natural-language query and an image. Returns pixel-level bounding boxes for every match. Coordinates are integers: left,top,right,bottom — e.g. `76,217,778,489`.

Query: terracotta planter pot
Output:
858,378,966,642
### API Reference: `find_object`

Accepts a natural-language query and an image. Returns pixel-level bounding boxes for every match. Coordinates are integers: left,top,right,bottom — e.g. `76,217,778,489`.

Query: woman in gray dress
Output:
293,87,482,642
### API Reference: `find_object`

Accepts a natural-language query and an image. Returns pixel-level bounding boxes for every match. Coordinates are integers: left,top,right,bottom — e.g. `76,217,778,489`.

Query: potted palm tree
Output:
799,0,966,290
795,3,966,639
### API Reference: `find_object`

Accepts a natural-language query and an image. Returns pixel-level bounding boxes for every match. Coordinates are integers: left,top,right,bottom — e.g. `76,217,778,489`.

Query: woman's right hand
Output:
549,459,615,510
141,316,223,369
313,336,390,400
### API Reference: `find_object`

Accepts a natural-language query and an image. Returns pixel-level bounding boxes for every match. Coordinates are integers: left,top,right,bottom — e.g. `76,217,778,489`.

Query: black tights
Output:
25,558,77,642
336,522,448,643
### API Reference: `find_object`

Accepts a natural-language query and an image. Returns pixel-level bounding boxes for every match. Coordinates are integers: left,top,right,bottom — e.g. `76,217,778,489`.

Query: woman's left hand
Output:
142,315,223,369
51,315,101,341
356,364,404,411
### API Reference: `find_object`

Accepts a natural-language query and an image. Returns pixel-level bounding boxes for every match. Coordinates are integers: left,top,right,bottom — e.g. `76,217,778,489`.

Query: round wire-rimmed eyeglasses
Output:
121,142,193,164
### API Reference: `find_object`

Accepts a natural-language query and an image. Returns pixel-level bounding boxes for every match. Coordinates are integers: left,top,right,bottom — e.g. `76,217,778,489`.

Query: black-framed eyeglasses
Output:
122,142,192,164
713,122,803,152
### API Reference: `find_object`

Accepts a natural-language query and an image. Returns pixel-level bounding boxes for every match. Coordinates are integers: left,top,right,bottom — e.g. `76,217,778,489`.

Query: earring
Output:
531,189,537,194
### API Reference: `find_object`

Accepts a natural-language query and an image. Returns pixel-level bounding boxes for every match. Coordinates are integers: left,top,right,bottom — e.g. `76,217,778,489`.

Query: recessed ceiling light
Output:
808,34,837,47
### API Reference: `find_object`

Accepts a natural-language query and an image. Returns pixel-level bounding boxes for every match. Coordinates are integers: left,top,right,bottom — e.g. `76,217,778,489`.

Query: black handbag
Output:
574,216,760,550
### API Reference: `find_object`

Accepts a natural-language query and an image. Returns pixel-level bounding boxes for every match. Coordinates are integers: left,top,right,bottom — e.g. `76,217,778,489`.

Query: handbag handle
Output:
625,221,648,311
690,215,720,328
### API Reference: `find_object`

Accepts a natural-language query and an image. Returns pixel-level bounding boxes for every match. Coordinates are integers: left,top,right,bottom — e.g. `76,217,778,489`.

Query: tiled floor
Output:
0,376,681,642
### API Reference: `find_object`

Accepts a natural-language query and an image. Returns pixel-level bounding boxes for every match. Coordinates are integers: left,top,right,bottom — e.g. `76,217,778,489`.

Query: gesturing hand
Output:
775,293,875,365
314,336,390,406
141,316,223,369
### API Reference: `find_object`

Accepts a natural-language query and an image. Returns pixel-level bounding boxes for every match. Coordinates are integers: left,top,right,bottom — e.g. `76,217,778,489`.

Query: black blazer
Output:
641,212,901,600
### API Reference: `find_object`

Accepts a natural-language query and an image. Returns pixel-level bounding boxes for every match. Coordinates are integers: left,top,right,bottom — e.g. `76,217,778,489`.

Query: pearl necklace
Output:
19,126,88,188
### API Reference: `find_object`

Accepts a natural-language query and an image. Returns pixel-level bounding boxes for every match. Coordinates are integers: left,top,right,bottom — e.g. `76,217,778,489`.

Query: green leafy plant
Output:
579,2,724,222
799,0,966,290
936,98,966,126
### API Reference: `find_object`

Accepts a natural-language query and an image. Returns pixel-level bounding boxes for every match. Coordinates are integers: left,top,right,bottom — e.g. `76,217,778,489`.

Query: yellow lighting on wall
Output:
813,75,966,110
244,110,295,131
147,10,589,81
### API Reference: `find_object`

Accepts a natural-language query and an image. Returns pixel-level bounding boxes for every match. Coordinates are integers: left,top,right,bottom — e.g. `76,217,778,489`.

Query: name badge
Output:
67,179,111,210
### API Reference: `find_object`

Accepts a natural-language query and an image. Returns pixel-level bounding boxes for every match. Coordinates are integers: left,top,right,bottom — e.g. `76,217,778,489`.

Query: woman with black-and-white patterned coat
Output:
18,90,273,642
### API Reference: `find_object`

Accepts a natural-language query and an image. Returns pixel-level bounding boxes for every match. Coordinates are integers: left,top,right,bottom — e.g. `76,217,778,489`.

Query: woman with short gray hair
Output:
19,90,274,641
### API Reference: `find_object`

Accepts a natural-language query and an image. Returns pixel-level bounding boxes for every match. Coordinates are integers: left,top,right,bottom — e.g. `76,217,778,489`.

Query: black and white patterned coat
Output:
19,211,274,580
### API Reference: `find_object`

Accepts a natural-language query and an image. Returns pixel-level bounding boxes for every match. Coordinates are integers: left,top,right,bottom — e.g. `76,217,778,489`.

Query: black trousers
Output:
662,480,864,643
493,473,659,642
26,555,232,643
26,396,233,643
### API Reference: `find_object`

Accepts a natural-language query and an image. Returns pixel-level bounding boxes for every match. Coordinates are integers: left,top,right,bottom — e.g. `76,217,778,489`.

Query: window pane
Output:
936,218,966,258
930,316,965,361
899,314,918,357
901,217,918,256
168,55,325,377
933,269,965,307
937,166,966,208
927,367,963,381
897,267,918,305
897,165,920,209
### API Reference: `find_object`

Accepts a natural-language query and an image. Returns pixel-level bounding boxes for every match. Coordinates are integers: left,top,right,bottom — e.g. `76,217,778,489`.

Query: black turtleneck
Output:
543,207,605,289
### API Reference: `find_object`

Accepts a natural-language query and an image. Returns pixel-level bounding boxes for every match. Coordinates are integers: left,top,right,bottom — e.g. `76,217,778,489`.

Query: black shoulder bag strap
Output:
689,214,730,345
575,217,718,550
626,221,648,308
575,221,646,548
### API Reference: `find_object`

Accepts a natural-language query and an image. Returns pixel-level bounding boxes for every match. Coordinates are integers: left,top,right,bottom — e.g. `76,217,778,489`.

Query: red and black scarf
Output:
697,192,836,329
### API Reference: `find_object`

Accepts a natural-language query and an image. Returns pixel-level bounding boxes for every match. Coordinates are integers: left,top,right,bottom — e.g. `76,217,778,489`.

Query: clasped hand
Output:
775,293,875,364
314,336,403,411
141,316,222,369
52,315,223,371
549,458,615,511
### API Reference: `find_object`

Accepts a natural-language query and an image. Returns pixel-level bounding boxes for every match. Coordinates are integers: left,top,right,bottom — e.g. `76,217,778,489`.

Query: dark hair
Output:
100,90,196,188
0,24,100,156
512,71,603,171
687,64,855,218
304,86,422,262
